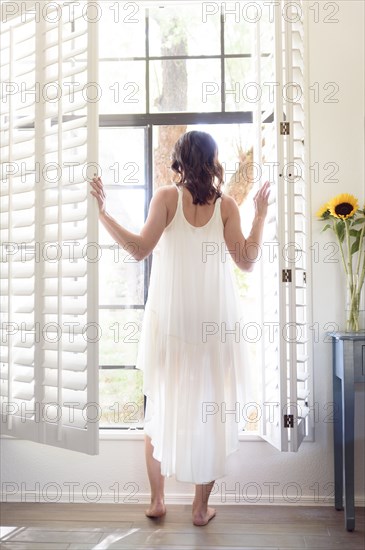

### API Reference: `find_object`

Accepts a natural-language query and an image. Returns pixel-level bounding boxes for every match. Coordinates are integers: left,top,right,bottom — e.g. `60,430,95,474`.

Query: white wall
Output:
1,0,364,506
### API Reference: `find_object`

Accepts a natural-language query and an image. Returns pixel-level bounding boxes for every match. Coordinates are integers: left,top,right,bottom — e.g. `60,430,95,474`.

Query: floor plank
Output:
0,504,364,550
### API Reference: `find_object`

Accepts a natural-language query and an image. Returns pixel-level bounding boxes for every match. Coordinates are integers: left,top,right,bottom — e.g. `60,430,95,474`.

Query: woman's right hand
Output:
253,180,270,218
89,174,106,215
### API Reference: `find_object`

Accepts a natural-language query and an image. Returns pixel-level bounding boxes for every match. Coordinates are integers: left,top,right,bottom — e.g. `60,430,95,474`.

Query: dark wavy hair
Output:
171,131,224,205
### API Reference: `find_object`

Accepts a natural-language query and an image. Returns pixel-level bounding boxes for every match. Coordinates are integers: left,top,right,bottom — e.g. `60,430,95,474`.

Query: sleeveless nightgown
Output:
135,183,250,484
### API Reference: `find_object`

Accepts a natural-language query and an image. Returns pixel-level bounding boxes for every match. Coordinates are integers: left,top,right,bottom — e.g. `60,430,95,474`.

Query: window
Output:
1,0,313,454
96,1,273,431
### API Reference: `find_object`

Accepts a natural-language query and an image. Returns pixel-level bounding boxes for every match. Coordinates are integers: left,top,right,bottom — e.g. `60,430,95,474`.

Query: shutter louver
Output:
0,1,99,454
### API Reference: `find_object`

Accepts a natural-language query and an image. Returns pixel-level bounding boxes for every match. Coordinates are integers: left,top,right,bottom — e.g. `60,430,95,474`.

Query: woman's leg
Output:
192,481,216,526
144,434,166,517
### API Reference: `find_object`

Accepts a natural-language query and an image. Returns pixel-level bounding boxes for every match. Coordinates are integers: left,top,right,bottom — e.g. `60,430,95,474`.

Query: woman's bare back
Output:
164,185,229,228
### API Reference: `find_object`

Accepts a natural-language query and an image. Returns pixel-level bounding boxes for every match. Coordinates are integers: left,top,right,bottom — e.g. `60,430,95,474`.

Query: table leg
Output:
342,340,355,531
333,374,343,510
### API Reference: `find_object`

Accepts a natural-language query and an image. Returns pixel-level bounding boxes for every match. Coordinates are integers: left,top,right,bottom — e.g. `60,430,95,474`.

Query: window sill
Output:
99,428,264,442
1,430,277,443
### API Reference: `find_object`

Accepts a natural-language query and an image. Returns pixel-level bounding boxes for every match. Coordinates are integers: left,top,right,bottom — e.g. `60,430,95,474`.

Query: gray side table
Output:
330,332,365,531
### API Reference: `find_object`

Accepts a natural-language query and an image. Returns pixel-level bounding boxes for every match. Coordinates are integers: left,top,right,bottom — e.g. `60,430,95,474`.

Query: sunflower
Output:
316,203,330,219
328,193,358,220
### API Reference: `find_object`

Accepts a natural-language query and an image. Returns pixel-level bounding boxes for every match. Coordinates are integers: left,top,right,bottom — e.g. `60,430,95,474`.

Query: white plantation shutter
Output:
255,0,313,451
280,2,314,451
253,6,287,450
0,1,99,454
0,5,38,441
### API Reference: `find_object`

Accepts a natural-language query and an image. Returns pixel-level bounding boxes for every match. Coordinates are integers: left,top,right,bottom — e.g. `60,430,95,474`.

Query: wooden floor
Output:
0,503,364,549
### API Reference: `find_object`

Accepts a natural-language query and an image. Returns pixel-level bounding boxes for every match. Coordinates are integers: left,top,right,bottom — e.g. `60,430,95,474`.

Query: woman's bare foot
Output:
192,505,216,526
145,501,166,518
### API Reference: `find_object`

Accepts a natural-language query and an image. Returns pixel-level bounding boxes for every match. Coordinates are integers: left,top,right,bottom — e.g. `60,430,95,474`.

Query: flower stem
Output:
334,220,348,276
357,241,365,314
352,217,365,331
345,219,361,332
345,219,354,291
355,221,365,280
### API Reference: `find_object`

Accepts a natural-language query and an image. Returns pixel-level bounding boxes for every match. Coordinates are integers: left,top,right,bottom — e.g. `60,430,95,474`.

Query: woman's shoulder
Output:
153,184,177,200
152,184,178,212
219,192,237,225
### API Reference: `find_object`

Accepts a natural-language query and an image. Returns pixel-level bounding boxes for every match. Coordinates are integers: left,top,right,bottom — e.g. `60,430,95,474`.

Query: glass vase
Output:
346,275,365,332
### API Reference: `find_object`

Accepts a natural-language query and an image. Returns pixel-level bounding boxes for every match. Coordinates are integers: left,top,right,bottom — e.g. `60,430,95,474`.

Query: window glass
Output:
99,368,144,428
148,4,220,57
224,58,254,112
99,308,143,366
99,61,146,114
99,128,145,187
99,188,145,246
99,2,146,58
99,247,144,306
224,19,253,54
150,59,221,112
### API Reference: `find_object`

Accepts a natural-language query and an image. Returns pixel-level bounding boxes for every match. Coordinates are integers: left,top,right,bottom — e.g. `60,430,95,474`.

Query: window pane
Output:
150,59,221,112
224,17,254,54
149,4,220,57
99,308,143,366
223,9,273,55
99,128,145,187
99,61,146,114
99,248,144,306
99,368,144,428
99,188,145,245
153,124,187,191
99,2,146,58
258,10,275,54
224,58,255,112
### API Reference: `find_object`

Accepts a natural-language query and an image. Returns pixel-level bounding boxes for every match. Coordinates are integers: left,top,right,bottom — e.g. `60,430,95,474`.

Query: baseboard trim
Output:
1,491,365,507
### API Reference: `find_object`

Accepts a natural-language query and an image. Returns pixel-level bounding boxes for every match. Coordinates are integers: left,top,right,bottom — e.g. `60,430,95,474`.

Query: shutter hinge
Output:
282,269,292,282
303,271,307,284
284,414,294,428
280,122,290,135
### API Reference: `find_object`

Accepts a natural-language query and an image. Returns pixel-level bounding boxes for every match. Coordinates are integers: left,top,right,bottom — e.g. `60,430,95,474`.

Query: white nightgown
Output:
135,183,250,484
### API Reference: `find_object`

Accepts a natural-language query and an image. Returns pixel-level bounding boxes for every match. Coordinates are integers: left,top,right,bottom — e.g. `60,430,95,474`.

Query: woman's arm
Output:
223,181,270,272
89,176,168,261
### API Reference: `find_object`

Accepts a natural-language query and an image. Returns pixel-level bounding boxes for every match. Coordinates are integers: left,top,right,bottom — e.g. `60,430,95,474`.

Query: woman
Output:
89,130,270,526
